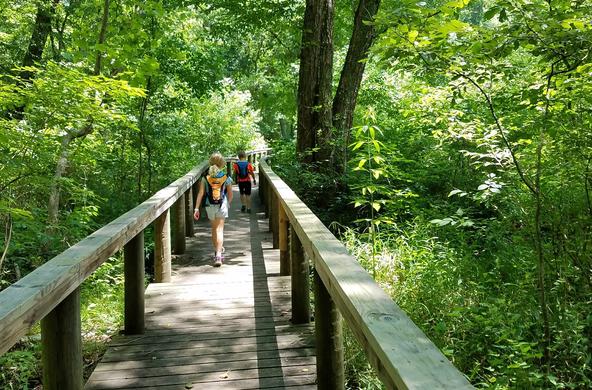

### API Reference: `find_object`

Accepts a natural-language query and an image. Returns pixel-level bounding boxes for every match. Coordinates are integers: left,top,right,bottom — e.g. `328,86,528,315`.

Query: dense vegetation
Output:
1,0,591,389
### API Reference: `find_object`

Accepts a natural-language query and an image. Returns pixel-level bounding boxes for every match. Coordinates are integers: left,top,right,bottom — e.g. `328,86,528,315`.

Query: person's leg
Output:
239,182,247,211
210,218,225,256
245,182,252,212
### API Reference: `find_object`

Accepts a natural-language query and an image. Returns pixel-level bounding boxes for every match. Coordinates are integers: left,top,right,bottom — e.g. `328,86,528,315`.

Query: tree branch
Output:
454,71,537,194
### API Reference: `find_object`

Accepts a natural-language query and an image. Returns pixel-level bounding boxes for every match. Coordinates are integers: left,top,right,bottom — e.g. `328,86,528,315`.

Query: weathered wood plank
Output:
100,340,313,363
86,363,317,389
88,374,317,390
259,159,473,389
90,356,315,380
95,347,315,370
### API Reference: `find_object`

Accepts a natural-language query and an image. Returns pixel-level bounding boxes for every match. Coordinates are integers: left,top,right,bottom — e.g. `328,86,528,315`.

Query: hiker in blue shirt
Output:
194,152,233,267
233,151,257,213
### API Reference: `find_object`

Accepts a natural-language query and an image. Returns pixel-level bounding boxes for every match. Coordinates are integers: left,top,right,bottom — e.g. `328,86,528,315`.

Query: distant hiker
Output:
233,151,257,213
194,152,233,267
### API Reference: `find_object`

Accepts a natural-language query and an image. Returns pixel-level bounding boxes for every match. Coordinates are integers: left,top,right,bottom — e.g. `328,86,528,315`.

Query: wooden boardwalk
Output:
85,187,317,389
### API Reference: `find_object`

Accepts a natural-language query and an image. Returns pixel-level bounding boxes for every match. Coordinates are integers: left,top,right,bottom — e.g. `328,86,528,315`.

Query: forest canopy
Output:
1,0,591,388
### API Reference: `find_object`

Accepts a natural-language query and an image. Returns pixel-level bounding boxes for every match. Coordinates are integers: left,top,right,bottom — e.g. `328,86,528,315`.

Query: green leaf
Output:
352,141,365,151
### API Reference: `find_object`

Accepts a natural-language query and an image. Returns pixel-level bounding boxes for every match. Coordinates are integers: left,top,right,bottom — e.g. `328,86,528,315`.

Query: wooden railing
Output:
0,149,269,390
258,157,474,390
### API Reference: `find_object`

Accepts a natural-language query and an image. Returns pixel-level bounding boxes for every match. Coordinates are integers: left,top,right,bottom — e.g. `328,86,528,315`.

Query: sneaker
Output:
213,255,223,267
247,208,251,214
241,205,246,213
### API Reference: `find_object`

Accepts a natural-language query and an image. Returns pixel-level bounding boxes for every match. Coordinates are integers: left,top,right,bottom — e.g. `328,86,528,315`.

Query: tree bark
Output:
315,0,335,164
332,0,381,169
296,0,379,167
47,125,93,227
94,0,111,76
296,0,324,164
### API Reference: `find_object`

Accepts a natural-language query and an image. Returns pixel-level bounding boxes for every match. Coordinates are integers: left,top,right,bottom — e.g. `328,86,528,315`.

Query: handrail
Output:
0,162,207,355
258,157,473,390
0,148,270,389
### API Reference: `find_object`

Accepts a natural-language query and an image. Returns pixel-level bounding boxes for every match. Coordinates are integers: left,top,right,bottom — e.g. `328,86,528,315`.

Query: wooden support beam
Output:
124,231,145,335
314,270,344,390
154,209,171,283
279,202,289,275
185,187,194,237
268,184,273,231
173,194,186,254
41,288,82,390
260,173,267,210
272,192,280,249
291,226,310,324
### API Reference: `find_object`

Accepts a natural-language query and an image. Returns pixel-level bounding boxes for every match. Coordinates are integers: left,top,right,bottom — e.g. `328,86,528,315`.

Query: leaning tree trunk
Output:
332,0,381,170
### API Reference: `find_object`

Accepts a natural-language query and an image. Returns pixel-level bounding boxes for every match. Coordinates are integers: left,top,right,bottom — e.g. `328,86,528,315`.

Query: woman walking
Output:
194,152,233,266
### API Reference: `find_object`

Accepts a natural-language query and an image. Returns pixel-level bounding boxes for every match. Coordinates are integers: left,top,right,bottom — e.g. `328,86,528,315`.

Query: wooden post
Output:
279,201,289,275
272,193,279,249
154,209,171,282
291,226,310,324
41,288,82,390
173,194,186,254
314,270,344,390
185,187,194,237
266,178,272,221
269,188,275,235
259,172,266,204
124,231,145,335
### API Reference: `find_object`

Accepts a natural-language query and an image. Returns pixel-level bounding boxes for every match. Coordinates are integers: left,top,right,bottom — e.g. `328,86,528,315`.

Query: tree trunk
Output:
315,0,335,164
22,0,60,79
332,0,381,170
94,0,111,76
296,0,379,167
296,0,324,164
47,133,73,227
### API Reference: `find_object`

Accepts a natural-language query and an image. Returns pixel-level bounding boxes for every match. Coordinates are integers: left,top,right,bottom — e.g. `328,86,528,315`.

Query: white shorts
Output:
205,202,228,220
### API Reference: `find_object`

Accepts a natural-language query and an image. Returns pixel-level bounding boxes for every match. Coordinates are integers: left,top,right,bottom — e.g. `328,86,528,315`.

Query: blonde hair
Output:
208,152,225,176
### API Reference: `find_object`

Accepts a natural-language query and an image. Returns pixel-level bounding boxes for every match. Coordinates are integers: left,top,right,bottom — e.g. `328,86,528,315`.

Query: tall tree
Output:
296,0,381,167
22,0,60,79
332,0,381,168
296,0,334,164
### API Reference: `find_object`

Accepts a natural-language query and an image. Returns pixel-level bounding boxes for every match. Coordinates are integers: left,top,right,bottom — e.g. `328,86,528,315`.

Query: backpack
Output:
235,161,249,179
206,174,228,205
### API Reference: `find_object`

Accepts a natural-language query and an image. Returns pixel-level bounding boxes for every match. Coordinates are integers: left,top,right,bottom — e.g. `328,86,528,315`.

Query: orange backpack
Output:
206,174,228,205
